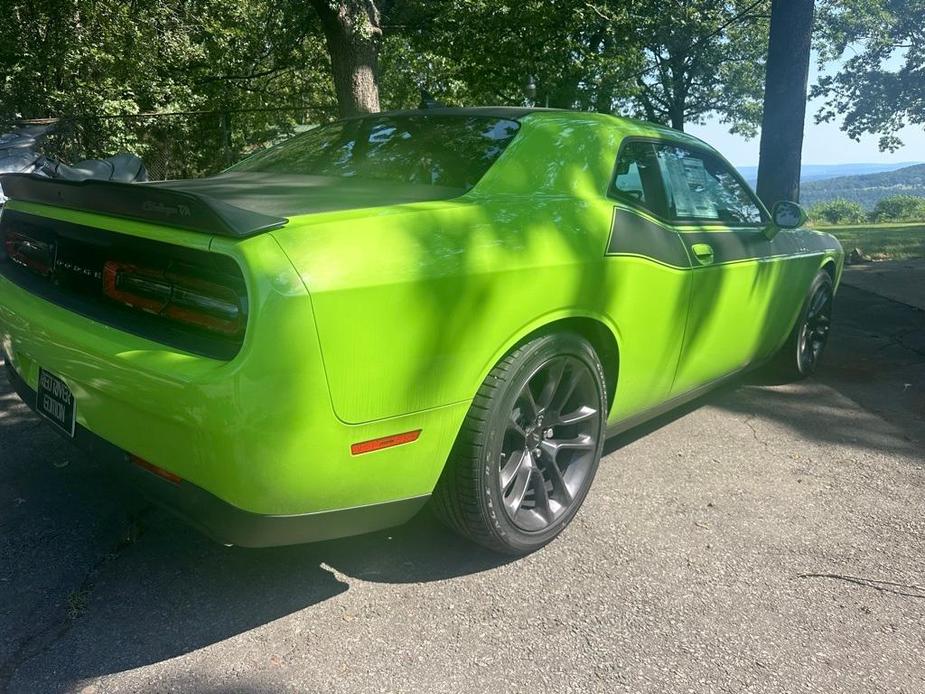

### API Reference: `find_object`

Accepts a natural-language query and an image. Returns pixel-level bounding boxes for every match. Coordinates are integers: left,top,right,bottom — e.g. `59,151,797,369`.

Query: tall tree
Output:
0,0,335,176
310,0,383,116
756,0,815,207
382,0,772,130
380,0,641,112
812,0,925,152
621,0,770,134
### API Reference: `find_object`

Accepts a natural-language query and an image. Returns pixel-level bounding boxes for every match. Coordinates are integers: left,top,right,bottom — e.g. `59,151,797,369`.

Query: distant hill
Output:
798,163,925,209
801,162,923,182
734,162,925,209
737,162,921,187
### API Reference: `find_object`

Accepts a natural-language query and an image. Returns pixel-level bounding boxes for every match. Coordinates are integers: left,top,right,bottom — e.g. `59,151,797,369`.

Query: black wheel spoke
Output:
542,454,573,504
508,410,526,437
809,288,827,316
548,360,582,415
519,384,539,420
540,433,595,458
537,359,566,410
500,449,529,490
555,404,598,426
530,468,553,522
504,458,533,515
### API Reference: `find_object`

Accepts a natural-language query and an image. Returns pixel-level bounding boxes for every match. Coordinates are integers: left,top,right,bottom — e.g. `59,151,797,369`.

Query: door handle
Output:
691,243,714,266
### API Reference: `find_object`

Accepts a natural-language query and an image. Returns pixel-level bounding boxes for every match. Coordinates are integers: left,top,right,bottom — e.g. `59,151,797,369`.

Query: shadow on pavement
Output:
0,386,510,688
729,285,924,459
604,285,924,464
0,358,510,690
23,501,509,686
1,285,923,690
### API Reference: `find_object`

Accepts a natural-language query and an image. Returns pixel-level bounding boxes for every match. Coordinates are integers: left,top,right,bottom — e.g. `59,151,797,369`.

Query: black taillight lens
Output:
102,260,245,337
4,230,55,277
0,209,248,359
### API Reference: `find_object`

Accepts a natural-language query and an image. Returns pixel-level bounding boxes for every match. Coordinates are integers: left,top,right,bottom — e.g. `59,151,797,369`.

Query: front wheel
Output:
771,269,834,380
432,332,608,555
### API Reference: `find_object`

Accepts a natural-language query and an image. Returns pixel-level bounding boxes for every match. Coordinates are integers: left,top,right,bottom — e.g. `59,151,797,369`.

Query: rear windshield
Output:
232,115,520,190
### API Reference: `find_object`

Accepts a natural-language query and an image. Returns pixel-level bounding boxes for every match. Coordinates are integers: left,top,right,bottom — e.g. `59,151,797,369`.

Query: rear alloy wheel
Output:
772,270,834,380
432,332,607,555
500,356,601,532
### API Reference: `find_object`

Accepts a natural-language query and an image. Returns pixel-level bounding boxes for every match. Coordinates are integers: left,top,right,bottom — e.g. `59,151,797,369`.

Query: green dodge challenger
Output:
0,108,842,554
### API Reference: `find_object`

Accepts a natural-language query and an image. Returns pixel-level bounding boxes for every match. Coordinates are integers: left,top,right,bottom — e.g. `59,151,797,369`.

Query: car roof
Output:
341,106,550,120
355,106,718,154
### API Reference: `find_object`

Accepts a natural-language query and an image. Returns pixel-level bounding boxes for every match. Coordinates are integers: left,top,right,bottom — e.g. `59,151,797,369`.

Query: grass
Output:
813,221,925,260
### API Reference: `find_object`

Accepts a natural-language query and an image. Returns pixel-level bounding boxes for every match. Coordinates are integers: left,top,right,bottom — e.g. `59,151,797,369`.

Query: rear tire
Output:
769,270,834,380
432,332,608,555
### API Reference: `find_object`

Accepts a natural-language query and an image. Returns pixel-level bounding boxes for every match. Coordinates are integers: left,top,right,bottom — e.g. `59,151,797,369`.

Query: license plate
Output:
37,368,76,437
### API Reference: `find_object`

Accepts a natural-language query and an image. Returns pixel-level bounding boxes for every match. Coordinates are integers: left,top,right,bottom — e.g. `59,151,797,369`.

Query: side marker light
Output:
350,430,421,456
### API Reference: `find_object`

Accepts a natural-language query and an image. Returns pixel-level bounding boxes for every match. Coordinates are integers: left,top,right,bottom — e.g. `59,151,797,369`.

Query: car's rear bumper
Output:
0,264,466,522
4,356,429,547
0,207,468,533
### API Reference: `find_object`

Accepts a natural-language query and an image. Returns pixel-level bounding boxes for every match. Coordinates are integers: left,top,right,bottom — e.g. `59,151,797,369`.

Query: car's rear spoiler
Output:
0,173,288,238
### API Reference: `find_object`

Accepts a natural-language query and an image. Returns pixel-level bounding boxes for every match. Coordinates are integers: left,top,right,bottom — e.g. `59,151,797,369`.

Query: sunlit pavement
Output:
1,285,923,694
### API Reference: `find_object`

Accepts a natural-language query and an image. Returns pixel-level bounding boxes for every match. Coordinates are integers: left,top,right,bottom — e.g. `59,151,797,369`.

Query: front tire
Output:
771,269,834,380
432,332,608,555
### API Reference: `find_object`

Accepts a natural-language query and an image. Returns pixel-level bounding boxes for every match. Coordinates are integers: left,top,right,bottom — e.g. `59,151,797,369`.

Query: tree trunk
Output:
669,56,686,131
669,106,685,132
311,0,382,117
547,76,580,109
756,0,815,207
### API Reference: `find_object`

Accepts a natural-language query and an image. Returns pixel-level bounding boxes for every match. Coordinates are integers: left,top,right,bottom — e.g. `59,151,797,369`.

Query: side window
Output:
654,144,765,225
610,141,669,217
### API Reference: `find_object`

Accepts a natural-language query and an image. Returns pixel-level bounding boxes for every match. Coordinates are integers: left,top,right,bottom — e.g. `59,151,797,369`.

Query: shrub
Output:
807,198,867,225
871,195,925,223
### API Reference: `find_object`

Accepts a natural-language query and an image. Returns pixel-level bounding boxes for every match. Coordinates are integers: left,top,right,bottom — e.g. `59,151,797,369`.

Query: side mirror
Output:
771,200,807,229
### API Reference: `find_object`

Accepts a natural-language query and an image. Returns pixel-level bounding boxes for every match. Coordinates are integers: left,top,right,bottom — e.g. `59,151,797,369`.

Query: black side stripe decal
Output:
607,207,836,267
607,208,691,268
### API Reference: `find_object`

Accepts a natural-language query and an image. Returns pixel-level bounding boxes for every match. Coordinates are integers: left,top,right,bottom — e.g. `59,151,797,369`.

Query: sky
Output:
687,55,925,168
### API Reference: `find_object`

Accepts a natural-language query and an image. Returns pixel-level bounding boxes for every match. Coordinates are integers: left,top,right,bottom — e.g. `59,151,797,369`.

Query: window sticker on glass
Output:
653,143,765,224
661,154,717,219
680,157,719,218
681,157,707,188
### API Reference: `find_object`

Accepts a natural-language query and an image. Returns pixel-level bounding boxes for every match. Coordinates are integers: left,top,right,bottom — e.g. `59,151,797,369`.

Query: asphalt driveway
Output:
1,285,923,694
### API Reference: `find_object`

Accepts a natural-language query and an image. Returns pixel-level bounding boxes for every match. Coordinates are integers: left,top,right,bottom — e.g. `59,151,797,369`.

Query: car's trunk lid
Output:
152,171,465,218
1,171,466,240
0,173,287,238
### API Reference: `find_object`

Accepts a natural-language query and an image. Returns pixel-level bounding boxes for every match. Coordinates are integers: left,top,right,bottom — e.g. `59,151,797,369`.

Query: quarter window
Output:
610,142,670,217
653,145,765,225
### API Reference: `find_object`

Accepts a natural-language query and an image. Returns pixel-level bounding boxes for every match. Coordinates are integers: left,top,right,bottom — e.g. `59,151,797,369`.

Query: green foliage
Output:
0,0,336,177
0,0,806,176
871,195,925,223
617,0,770,134
808,199,868,225
380,1,643,112
813,0,925,151
381,0,770,135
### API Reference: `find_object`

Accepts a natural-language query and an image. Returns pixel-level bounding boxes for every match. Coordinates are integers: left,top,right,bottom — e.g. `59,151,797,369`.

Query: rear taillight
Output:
102,260,244,337
4,231,54,276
